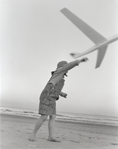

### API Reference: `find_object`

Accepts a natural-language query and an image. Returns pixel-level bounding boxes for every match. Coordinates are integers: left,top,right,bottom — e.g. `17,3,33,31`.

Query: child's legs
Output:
48,114,56,139
33,114,48,135
29,114,48,141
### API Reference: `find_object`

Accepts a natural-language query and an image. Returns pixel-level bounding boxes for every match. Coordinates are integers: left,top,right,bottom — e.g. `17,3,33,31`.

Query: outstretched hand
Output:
80,57,88,62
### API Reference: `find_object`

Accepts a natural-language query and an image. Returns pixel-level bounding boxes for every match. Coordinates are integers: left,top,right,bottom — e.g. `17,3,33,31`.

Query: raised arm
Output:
57,57,88,73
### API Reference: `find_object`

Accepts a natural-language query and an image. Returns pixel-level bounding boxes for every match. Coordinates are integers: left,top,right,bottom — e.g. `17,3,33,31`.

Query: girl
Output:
29,57,88,142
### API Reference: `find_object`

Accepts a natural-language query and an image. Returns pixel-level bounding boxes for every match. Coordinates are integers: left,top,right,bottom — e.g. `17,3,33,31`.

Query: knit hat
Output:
57,61,68,68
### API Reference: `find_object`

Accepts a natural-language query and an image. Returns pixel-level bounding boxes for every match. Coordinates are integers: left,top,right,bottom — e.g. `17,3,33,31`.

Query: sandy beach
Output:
0,114,118,149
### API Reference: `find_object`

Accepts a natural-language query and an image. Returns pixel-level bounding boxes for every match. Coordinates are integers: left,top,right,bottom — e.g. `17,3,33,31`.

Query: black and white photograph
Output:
0,0,118,148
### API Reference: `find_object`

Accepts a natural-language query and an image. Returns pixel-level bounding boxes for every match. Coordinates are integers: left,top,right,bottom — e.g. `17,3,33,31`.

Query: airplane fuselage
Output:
82,34,118,56
61,8,118,67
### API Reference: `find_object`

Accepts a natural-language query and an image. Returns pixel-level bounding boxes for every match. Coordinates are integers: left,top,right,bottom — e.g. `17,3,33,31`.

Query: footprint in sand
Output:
111,143,118,145
70,140,79,143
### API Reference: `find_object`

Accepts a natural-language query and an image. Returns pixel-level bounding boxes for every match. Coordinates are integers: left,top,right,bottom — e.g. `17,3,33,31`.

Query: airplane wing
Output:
60,8,107,44
60,8,108,68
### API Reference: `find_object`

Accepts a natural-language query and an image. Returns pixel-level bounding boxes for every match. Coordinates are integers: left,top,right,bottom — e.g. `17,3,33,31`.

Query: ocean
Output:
0,107,118,126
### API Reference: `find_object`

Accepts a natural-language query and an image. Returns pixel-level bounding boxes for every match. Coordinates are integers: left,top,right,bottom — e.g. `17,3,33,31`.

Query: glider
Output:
60,8,118,68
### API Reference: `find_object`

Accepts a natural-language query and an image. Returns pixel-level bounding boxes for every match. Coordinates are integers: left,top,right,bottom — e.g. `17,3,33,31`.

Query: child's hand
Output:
62,93,67,98
80,57,88,62
60,92,67,98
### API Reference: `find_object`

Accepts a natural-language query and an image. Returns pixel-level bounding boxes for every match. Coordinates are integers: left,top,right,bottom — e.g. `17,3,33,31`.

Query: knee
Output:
49,115,56,120
40,115,48,121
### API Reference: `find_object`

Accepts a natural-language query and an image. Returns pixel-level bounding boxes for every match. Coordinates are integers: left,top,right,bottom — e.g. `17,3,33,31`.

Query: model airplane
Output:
60,8,118,68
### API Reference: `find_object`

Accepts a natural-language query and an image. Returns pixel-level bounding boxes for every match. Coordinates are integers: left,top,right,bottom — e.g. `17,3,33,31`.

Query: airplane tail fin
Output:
70,46,108,68
95,46,108,68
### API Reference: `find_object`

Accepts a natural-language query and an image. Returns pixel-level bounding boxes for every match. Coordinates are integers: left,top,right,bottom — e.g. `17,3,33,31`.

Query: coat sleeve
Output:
56,60,80,73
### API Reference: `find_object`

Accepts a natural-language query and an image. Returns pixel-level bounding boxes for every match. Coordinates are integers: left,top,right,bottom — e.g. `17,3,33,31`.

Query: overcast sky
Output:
0,0,118,116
